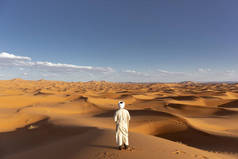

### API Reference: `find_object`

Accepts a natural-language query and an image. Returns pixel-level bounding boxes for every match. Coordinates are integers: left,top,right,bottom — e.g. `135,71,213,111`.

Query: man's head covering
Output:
118,101,125,109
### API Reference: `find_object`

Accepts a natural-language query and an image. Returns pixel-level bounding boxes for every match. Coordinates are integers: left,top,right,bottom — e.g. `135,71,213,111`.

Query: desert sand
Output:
0,79,238,159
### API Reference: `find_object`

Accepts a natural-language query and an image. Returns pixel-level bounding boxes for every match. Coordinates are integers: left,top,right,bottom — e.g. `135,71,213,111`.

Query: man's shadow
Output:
89,144,118,150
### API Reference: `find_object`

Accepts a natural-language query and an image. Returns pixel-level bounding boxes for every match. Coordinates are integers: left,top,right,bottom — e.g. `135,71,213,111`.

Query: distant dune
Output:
0,79,238,159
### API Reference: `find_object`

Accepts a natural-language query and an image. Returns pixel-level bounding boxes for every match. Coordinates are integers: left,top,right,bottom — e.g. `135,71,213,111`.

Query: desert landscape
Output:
1,0,238,158
0,79,237,159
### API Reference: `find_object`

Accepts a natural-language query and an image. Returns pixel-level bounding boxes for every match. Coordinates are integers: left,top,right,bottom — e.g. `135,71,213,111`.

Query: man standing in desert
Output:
114,101,130,150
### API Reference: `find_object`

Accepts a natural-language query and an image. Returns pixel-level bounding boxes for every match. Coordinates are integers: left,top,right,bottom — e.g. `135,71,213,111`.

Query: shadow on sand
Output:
158,126,238,154
0,118,96,158
94,109,175,118
218,100,238,108
89,144,118,150
166,103,238,117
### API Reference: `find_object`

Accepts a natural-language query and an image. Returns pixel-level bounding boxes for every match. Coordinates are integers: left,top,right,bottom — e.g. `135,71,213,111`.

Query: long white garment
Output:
114,108,130,146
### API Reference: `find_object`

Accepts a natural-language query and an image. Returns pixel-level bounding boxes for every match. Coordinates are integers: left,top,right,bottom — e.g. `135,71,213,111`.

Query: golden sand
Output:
0,79,237,159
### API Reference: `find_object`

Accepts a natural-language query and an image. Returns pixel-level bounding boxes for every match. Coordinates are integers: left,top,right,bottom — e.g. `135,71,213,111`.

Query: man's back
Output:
114,108,130,125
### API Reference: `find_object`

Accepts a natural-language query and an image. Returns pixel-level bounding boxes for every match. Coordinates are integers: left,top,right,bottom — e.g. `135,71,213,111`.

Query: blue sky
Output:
0,0,238,82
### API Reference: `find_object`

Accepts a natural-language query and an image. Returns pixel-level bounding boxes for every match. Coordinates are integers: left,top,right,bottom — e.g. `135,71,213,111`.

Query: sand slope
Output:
2,118,235,159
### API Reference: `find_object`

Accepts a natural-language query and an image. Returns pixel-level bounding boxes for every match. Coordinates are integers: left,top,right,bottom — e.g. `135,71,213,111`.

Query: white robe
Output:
114,108,130,146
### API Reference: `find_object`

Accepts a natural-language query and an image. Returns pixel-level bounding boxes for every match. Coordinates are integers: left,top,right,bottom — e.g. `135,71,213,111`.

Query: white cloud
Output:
0,52,32,67
0,52,31,60
123,70,138,74
157,69,188,75
122,69,149,76
0,52,114,73
224,70,236,77
225,70,235,74
35,61,93,69
157,69,169,74
197,68,211,73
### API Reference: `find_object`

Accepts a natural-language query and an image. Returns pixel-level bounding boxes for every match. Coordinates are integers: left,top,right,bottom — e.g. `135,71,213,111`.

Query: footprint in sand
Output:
125,146,136,152
96,152,119,159
172,149,186,155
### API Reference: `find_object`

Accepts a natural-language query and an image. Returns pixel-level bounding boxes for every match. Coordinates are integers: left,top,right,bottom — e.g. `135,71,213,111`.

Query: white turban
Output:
118,101,125,109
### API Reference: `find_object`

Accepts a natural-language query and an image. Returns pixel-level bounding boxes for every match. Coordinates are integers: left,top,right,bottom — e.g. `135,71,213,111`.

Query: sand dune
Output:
0,79,238,159
218,99,238,108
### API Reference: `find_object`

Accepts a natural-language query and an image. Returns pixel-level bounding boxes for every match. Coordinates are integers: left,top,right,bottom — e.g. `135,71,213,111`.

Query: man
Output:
114,101,130,150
